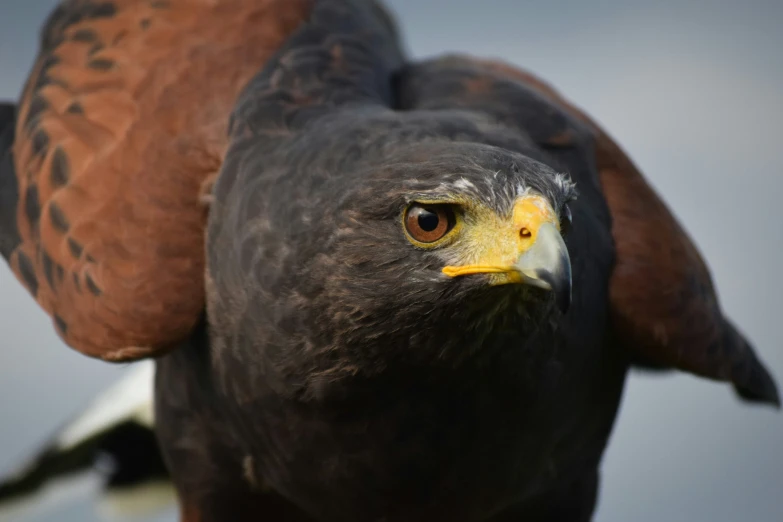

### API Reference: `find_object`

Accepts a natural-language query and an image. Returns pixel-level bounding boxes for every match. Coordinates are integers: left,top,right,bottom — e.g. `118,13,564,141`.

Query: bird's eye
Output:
404,204,457,244
560,204,573,236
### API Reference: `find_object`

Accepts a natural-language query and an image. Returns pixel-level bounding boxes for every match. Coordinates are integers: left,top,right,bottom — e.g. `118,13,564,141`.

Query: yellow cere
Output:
442,194,559,284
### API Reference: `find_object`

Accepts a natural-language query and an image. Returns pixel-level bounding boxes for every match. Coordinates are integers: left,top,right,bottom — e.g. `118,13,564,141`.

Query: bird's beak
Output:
442,195,572,313
512,222,572,313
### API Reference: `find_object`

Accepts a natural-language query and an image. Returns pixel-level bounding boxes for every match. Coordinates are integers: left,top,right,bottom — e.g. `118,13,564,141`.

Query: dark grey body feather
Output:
157,2,623,521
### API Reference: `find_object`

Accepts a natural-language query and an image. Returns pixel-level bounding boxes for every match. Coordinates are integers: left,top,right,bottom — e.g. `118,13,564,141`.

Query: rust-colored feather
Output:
9,0,313,361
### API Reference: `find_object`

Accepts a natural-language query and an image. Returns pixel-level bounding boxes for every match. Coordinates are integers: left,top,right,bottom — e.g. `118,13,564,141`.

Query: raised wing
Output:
0,0,311,360
396,56,779,405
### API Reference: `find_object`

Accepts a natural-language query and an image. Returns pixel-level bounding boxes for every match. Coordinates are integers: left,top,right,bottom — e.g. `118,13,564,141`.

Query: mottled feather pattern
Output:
3,0,313,360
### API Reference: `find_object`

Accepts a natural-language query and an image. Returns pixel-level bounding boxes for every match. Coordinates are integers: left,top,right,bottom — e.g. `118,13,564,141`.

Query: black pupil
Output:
417,209,440,232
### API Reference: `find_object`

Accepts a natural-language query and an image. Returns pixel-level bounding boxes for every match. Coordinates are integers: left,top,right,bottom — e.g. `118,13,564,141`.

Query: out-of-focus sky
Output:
0,1,781,521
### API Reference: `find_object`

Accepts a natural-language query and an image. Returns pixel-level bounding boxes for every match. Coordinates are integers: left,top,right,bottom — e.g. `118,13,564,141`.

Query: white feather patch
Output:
57,361,156,451
98,480,177,519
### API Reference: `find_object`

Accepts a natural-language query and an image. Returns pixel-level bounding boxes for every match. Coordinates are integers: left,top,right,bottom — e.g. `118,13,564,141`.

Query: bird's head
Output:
208,137,580,394
289,141,577,370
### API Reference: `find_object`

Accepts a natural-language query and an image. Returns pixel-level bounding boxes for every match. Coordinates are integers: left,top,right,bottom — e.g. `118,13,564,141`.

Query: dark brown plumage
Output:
0,1,777,521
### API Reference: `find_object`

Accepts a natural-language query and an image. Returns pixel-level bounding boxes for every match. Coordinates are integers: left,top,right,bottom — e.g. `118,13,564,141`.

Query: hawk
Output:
0,1,777,521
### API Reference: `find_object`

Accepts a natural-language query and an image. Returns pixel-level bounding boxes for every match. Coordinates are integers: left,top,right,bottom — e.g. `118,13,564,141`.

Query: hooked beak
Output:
513,222,572,313
441,195,572,313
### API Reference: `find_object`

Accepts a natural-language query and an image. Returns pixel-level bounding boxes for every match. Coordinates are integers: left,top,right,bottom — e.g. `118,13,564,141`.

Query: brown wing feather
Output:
469,58,778,404
8,0,312,361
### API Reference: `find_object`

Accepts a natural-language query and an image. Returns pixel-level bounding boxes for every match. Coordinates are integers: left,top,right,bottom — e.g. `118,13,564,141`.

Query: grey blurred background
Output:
0,0,781,521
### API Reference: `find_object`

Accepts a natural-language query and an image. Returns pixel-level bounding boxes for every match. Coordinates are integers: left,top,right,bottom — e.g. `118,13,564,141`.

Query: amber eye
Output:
560,204,573,236
405,204,456,244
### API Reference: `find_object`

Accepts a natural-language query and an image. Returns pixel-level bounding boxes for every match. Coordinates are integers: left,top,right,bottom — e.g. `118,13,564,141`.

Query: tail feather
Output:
0,102,20,261
0,362,173,520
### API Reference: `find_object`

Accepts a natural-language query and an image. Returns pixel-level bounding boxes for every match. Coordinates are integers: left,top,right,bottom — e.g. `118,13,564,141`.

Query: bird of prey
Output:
0,0,778,521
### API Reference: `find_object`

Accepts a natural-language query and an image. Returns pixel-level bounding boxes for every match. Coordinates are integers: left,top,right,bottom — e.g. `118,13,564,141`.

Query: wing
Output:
396,56,779,406
0,0,312,361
